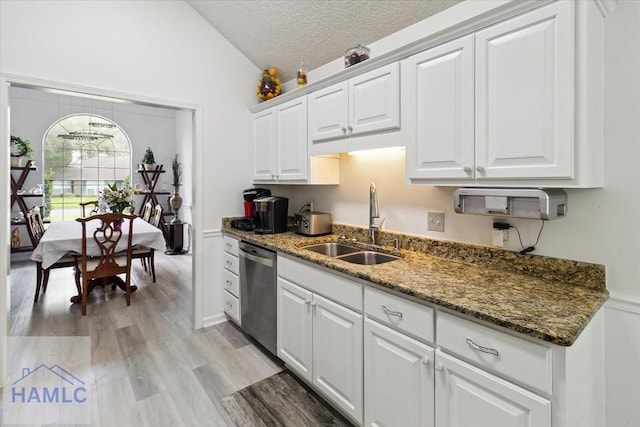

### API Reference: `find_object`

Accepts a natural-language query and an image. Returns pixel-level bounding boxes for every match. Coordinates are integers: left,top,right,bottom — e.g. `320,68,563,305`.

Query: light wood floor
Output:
6,252,285,426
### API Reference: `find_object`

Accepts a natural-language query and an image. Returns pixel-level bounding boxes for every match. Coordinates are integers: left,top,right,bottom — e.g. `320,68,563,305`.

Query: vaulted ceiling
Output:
186,0,462,82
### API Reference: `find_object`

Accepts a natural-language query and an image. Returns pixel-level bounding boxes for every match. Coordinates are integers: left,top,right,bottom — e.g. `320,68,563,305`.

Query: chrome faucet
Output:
369,183,385,244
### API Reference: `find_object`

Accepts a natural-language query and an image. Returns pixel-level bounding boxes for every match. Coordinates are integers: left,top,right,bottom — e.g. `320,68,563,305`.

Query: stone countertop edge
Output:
222,220,608,347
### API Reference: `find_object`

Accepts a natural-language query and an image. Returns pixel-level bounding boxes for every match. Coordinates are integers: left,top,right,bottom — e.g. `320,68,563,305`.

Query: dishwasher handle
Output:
240,248,274,268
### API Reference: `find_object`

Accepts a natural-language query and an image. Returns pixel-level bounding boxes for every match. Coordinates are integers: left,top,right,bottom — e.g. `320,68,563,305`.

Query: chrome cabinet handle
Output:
435,361,444,371
422,357,431,366
381,305,403,319
348,125,353,133
341,127,347,134
225,260,232,266
463,166,472,173
466,338,499,357
304,299,311,305
225,302,232,309
225,243,232,249
225,280,232,286
476,166,485,173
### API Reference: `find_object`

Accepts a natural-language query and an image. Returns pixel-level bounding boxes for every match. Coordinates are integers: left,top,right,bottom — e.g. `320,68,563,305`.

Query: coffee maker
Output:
254,196,288,234
231,188,271,231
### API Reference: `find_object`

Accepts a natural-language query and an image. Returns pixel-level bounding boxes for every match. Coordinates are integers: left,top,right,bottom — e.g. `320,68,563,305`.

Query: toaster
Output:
294,212,332,236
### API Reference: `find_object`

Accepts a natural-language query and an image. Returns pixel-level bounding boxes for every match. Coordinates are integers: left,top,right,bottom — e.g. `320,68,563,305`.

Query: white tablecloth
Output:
31,218,166,269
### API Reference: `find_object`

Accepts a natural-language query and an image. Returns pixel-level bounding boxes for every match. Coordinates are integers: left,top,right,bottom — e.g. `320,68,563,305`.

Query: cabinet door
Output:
276,97,308,181
364,319,434,427
252,108,277,181
307,80,349,143
277,278,313,382
349,62,400,137
404,35,475,180
475,1,573,180
435,351,550,427
313,293,363,424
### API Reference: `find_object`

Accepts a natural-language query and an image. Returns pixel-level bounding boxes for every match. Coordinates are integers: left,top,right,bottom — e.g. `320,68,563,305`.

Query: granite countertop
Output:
222,222,608,347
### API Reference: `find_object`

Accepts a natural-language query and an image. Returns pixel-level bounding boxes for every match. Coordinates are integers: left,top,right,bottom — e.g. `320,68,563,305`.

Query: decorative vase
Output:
169,186,183,224
344,44,370,67
11,157,23,167
143,163,155,171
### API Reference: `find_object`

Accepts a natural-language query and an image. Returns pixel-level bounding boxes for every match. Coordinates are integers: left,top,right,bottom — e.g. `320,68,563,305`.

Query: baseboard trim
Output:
605,292,640,315
202,312,227,328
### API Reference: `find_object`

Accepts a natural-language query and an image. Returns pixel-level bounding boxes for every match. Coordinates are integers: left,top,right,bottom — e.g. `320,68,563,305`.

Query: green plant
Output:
172,154,183,187
142,147,155,164
10,135,34,158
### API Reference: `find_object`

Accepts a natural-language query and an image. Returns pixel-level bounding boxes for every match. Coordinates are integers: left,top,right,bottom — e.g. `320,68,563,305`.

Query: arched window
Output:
43,114,131,221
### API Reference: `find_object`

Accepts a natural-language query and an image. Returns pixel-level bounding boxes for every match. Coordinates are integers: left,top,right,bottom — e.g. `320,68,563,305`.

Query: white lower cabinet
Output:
277,274,363,424
435,350,551,427
364,318,434,427
277,277,313,380
222,236,240,324
276,256,603,427
312,293,363,420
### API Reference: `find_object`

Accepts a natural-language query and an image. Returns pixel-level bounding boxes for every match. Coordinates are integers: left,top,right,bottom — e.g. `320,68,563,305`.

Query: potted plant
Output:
171,154,183,187
10,135,34,167
169,154,183,224
141,147,155,170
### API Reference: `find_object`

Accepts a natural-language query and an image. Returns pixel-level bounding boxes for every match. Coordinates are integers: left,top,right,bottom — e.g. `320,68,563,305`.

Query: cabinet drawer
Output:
437,310,552,394
223,252,239,275
279,256,362,312
365,286,434,344
223,236,239,256
223,269,239,297
223,290,240,324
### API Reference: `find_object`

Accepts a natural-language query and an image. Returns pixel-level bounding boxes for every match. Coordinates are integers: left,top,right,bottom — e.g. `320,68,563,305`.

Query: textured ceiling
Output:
186,0,462,82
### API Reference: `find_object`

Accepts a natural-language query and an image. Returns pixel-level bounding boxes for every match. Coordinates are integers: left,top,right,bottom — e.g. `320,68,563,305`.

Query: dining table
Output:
31,217,167,302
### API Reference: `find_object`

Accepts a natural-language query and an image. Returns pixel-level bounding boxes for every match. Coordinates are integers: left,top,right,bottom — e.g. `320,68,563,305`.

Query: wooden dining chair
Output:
132,203,164,283
133,201,155,270
75,213,136,315
150,203,163,227
25,206,80,303
141,201,153,223
79,200,99,217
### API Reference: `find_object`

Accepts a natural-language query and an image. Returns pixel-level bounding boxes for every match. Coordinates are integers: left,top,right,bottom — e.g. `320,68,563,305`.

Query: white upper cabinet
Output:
403,34,475,179
308,63,400,154
349,63,400,136
276,97,308,181
475,1,573,180
252,108,277,181
405,0,604,187
252,97,339,184
307,80,349,142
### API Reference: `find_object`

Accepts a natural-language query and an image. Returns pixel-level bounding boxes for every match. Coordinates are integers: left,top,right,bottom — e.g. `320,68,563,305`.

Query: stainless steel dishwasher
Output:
239,241,277,355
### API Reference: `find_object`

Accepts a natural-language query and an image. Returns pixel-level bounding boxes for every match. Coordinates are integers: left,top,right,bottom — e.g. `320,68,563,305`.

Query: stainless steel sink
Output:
302,242,362,257
302,242,400,265
336,251,400,265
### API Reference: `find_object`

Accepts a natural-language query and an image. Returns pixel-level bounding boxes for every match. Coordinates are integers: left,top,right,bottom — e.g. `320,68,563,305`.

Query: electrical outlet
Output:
492,229,505,247
427,211,445,232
